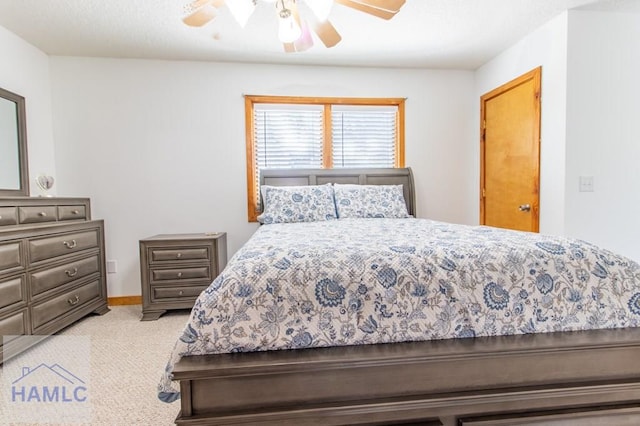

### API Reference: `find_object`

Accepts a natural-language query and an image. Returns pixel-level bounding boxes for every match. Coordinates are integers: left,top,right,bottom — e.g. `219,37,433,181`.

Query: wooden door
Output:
480,67,541,232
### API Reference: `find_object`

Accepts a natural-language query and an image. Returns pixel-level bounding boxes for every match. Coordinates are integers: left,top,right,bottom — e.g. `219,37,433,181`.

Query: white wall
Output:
49,57,475,297
0,25,56,195
474,12,569,237
565,10,640,261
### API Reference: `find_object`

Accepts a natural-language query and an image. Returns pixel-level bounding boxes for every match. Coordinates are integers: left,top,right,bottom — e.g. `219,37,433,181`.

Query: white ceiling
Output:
0,0,638,69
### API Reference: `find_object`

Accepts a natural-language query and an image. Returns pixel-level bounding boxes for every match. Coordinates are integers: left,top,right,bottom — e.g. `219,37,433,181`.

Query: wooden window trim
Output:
245,95,406,222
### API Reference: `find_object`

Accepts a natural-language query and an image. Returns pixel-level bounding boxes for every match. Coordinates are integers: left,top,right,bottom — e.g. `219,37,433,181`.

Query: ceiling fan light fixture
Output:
278,7,302,43
182,0,405,52
226,0,256,28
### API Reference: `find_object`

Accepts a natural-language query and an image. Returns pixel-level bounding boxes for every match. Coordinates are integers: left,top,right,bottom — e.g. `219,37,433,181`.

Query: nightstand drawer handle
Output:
38,211,48,217
63,240,77,249
176,253,182,259
177,272,183,278
65,267,79,277
68,295,80,306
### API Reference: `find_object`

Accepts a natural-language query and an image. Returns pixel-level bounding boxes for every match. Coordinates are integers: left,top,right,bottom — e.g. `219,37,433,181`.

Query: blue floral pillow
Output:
333,184,410,219
258,184,338,224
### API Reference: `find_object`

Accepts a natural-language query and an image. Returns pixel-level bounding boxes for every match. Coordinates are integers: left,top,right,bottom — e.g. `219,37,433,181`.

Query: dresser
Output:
139,233,227,321
0,197,109,362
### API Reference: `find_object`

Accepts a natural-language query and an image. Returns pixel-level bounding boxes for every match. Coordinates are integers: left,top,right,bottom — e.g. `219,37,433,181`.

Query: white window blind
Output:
332,105,397,168
254,104,324,170
253,104,324,204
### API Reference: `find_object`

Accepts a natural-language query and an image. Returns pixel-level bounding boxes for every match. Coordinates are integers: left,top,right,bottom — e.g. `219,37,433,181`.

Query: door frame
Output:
480,66,542,232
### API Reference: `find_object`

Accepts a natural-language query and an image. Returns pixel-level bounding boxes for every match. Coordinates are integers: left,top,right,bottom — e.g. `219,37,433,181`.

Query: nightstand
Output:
139,232,227,321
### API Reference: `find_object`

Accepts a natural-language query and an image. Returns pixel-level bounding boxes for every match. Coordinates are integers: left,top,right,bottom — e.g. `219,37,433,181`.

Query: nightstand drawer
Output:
30,255,100,297
19,205,58,224
0,275,26,310
150,247,210,263
31,279,102,331
58,205,87,221
152,285,206,301
0,241,22,272
0,207,18,226
29,229,99,263
150,266,210,283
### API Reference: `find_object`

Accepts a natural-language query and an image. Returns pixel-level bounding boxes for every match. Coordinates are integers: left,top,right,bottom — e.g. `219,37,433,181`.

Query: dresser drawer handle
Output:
68,295,80,306
63,240,77,249
176,253,182,259
65,267,79,277
38,211,48,217
177,272,183,278
72,209,80,215
179,290,184,296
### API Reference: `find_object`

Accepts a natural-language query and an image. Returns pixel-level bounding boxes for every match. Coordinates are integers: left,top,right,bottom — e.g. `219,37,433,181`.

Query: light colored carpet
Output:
1,305,190,426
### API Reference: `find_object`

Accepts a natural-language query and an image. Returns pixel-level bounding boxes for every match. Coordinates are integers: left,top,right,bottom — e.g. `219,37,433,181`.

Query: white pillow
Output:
333,184,410,219
257,184,337,224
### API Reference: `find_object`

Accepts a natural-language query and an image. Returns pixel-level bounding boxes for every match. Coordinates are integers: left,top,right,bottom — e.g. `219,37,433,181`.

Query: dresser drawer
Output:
150,247,210,263
150,266,210,283
0,207,18,226
0,241,22,272
0,275,26,310
152,285,206,301
58,205,87,221
30,255,100,297
29,229,99,263
0,309,29,346
19,205,58,224
30,279,102,331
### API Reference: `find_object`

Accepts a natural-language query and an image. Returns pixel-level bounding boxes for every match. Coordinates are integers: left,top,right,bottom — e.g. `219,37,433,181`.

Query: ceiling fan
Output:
182,0,406,52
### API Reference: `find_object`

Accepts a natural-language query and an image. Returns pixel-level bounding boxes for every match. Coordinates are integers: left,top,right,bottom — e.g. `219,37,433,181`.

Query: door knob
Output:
519,204,531,212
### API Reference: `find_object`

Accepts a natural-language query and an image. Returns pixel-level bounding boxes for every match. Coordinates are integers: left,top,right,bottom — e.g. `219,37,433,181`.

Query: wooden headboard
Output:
260,167,416,217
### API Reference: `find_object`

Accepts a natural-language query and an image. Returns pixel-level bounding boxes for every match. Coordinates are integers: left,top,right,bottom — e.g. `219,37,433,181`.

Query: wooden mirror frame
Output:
0,87,29,197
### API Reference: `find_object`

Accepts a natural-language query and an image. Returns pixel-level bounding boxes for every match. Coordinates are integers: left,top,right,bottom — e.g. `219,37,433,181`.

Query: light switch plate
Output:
579,176,594,192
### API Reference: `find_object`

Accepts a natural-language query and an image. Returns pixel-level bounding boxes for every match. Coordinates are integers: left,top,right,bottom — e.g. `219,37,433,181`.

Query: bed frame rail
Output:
173,328,640,425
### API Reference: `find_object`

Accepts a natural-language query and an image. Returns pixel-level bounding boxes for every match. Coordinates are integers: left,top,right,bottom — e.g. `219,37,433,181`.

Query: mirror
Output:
0,87,29,197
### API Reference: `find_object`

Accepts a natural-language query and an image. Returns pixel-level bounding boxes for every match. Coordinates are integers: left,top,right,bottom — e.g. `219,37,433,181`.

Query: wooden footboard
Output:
172,328,640,425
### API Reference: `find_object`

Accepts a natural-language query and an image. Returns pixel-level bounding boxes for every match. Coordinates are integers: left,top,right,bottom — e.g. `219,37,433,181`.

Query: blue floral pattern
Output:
257,184,337,224
158,218,640,403
333,184,410,218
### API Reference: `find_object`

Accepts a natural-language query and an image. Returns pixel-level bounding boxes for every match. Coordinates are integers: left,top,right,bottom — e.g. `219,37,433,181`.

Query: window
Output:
245,95,405,221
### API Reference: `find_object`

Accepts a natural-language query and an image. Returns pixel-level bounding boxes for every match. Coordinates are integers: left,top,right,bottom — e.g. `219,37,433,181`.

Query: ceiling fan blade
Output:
187,0,211,9
334,0,400,20
183,4,218,27
312,20,342,48
352,0,405,13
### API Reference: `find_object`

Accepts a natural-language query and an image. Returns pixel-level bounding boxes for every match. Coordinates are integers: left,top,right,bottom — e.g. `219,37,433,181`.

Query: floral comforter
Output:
158,218,640,402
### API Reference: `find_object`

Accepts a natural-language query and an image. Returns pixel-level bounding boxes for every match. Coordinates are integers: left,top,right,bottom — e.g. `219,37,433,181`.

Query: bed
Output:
161,167,640,426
